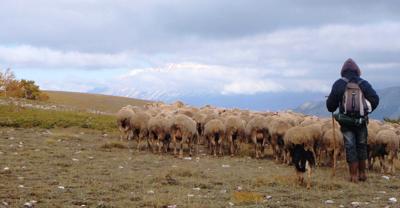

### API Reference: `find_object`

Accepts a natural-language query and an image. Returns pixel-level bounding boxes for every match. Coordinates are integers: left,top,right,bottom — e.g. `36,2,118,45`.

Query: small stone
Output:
147,190,154,194
187,194,194,197
325,200,334,204
339,205,344,208
23,202,33,208
222,164,231,168
382,176,390,180
119,166,124,169
9,137,15,140
18,176,24,180
193,188,201,191
103,134,108,137
378,191,387,194
167,205,177,208
351,202,361,207
228,202,234,206
220,189,227,193
265,195,272,200
88,156,94,160
184,157,192,160
389,197,397,203
18,185,24,188
58,186,65,189
3,167,10,171
72,158,79,162
2,201,9,206
237,186,242,191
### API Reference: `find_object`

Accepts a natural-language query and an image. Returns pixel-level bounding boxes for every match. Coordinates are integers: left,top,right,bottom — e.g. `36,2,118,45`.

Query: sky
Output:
0,1,399,110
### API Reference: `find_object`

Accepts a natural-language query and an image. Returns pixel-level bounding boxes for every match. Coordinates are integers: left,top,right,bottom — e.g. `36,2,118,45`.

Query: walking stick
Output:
331,112,337,177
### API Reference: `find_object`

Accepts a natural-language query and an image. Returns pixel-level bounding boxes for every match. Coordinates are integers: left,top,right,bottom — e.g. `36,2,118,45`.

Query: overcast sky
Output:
0,0,399,104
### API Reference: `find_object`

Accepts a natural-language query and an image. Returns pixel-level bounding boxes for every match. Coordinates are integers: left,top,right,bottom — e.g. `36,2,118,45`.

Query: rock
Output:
8,137,15,140
228,202,234,206
220,189,227,194
187,194,194,198
184,157,192,160
237,186,242,191
265,195,272,200
147,190,154,195
382,176,390,180
222,164,231,168
18,185,24,188
58,186,65,190
3,167,10,171
351,202,361,207
167,205,177,208
378,191,387,194
193,188,201,191
23,202,33,208
119,166,124,169
72,158,79,162
103,134,108,137
325,200,334,204
389,197,397,203
339,205,344,208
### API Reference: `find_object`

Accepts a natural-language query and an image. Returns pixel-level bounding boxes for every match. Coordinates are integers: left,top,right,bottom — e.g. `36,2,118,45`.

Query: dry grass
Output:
1,127,400,208
45,91,150,113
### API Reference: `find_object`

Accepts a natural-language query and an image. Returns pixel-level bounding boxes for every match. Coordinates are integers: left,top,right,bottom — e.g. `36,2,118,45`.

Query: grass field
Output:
1,126,400,208
45,91,150,113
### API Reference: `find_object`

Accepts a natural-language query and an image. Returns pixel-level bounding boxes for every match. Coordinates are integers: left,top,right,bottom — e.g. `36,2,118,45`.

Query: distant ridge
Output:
294,86,400,120
45,91,151,113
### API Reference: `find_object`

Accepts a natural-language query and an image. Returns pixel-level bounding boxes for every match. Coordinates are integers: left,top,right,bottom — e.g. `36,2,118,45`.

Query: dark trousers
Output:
341,124,368,163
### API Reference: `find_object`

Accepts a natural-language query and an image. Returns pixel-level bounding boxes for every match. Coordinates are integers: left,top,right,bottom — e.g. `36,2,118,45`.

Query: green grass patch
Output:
0,105,117,131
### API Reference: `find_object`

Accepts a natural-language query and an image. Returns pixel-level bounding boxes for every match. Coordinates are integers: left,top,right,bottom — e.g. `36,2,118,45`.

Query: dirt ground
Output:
1,127,399,208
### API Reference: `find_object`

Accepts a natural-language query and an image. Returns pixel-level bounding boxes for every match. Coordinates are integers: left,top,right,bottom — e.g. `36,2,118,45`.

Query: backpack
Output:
341,77,369,117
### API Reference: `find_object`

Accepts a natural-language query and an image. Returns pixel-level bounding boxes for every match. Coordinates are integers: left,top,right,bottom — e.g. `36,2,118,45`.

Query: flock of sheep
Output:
116,101,400,188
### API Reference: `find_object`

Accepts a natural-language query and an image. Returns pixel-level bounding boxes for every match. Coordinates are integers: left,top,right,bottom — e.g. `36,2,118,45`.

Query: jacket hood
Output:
341,58,361,77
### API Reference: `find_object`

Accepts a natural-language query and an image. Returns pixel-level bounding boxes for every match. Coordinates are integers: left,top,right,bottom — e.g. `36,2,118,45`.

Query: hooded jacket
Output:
326,59,379,113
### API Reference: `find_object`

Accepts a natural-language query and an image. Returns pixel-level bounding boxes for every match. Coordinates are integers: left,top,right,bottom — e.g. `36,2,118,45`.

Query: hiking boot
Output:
359,160,367,182
348,162,359,183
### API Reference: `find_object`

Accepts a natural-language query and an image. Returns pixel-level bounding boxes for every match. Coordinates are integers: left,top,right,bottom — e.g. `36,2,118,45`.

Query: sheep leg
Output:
306,162,312,189
379,156,385,173
172,134,177,156
218,136,223,156
229,135,234,157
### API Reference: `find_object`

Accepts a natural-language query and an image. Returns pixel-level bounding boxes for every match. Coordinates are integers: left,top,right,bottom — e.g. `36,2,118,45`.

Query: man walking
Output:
326,58,379,182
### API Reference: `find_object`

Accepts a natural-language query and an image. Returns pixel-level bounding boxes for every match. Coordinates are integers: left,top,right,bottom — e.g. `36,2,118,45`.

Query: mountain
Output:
294,86,400,120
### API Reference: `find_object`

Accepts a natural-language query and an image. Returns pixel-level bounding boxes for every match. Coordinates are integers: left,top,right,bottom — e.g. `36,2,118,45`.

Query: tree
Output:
0,68,16,97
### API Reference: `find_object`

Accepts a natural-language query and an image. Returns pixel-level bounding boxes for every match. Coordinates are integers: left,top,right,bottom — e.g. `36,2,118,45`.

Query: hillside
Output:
295,86,400,120
45,91,151,113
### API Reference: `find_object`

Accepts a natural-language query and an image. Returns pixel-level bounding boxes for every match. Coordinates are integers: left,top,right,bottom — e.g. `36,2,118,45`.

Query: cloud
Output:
0,45,135,69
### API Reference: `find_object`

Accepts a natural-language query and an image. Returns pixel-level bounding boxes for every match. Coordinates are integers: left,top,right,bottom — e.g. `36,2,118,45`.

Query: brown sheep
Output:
130,111,151,151
116,107,135,141
204,119,226,156
245,116,270,159
320,128,344,176
225,116,246,156
269,117,293,162
170,114,198,158
376,129,399,174
147,113,172,153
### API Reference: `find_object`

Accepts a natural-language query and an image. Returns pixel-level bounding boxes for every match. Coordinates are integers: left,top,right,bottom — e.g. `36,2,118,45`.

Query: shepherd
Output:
326,58,379,183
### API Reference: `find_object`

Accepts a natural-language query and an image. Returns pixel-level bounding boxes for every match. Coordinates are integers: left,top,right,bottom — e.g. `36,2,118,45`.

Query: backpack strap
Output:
357,79,365,85
341,77,349,83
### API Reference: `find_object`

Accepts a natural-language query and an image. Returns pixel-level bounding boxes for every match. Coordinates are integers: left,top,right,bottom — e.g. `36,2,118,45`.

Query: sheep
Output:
170,114,198,158
116,107,135,141
225,116,245,156
147,113,172,153
269,117,293,162
320,128,344,176
204,119,226,156
129,110,151,151
193,112,207,144
375,129,399,174
283,126,315,189
245,116,270,159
